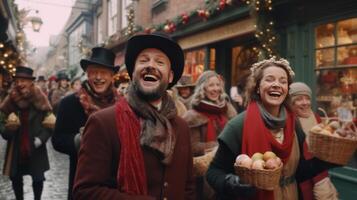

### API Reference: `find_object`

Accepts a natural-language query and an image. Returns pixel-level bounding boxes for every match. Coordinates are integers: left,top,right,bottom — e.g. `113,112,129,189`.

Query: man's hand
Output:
34,137,42,148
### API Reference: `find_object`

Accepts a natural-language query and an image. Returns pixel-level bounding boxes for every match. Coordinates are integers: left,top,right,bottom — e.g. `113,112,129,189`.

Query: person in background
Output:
66,77,82,96
0,66,52,200
52,47,119,200
175,74,195,109
73,32,195,200
183,70,236,200
230,78,246,113
36,76,48,95
167,88,187,117
206,57,340,200
115,65,130,97
50,73,70,114
289,82,338,200
47,75,57,101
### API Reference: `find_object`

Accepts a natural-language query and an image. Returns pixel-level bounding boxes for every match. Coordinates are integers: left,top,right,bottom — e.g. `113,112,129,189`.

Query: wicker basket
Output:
5,122,20,131
234,163,282,190
308,130,357,165
42,121,55,129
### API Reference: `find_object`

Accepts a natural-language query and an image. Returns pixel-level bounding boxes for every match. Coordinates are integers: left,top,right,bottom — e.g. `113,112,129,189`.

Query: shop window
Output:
314,17,357,121
183,48,206,82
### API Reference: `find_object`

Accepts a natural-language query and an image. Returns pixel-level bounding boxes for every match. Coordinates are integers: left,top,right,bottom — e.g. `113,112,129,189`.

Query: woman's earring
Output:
257,88,260,94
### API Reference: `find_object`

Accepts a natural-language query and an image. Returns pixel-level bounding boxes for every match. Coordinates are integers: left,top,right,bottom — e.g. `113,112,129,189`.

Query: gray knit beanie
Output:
289,82,312,98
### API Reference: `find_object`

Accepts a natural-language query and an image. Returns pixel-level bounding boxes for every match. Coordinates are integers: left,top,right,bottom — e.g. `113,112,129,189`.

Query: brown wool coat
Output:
73,105,196,200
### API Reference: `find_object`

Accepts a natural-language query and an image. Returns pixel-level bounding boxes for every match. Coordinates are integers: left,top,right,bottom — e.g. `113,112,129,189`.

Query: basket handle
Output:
318,107,329,125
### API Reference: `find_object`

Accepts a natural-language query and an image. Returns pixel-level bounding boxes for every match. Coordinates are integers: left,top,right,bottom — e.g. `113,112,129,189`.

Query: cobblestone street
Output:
0,138,69,200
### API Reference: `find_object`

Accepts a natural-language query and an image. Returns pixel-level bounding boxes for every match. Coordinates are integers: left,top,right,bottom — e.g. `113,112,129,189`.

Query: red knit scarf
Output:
19,110,30,162
115,98,148,195
241,101,295,200
194,101,228,142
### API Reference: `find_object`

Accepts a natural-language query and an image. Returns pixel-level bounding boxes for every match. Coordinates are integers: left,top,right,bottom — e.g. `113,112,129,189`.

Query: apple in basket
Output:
265,158,279,169
251,152,264,161
252,160,265,170
235,154,253,169
263,151,277,161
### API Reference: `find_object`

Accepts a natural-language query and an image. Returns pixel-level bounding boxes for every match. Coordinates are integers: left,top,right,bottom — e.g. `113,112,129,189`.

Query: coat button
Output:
164,182,168,187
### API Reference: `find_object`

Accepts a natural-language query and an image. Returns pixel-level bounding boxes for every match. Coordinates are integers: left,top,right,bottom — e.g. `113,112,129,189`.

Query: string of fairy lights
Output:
123,0,278,58
243,0,278,58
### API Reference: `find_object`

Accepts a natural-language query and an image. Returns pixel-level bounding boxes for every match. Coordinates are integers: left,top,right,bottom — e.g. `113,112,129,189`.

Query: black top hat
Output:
80,47,119,72
125,32,184,88
57,73,69,81
13,66,36,80
37,75,46,81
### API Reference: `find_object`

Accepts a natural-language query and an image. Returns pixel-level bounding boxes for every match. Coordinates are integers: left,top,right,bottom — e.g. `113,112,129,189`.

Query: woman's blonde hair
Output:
191,70,228,107
244,57,295,106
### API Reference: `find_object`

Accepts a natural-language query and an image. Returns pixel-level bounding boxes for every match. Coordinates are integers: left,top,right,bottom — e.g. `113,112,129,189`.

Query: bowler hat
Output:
80,47,119,72
57,73,69,81
176,75,195,88
13,66,36,80
125,32,184,88
37,75,46,82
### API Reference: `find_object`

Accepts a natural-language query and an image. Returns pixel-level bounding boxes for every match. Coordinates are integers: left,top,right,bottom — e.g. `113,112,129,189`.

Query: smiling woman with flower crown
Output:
206,57,340,200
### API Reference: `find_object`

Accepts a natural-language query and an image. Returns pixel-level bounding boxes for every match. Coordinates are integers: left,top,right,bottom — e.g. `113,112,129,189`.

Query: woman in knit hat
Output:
183,70,236,200
289,82,338,200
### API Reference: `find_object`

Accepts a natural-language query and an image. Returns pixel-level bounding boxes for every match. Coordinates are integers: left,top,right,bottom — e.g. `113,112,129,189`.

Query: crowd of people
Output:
0,32,347,200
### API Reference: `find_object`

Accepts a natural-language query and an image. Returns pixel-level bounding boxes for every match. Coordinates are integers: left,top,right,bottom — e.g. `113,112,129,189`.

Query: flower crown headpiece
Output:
250,57,295,79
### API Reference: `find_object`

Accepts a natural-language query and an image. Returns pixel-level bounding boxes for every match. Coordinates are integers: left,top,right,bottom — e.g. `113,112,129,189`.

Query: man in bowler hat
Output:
36,75,48,95
73,33,196,199
50,72,70,114
0,66,53,200
52,47,119,200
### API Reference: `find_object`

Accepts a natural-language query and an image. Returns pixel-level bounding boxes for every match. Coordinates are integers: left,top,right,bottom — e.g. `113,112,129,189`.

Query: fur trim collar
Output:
183,110,208,128
0,85,52,114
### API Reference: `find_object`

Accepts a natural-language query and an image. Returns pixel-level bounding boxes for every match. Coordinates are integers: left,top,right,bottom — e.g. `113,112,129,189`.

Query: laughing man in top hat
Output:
73,32,196,200
0,66,53,200
52,47,119,200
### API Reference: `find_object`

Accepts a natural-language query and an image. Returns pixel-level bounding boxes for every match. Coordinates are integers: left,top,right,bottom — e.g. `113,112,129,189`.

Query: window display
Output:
183,49,206,82
315,17,357,120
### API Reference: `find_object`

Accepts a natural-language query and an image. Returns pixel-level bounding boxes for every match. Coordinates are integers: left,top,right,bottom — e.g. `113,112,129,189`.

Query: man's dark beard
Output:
132,79,168,102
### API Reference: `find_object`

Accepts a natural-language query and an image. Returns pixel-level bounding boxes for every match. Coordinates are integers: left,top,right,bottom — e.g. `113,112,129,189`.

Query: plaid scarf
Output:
77,81,119,116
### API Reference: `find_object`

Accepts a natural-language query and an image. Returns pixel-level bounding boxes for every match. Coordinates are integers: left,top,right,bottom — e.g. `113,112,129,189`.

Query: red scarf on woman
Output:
241,101,295,200
194,101,228,142
115,98,148,195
